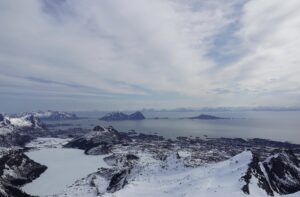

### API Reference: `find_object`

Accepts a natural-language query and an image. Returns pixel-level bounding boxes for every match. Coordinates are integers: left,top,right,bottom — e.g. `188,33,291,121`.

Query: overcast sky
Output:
1,0,300,112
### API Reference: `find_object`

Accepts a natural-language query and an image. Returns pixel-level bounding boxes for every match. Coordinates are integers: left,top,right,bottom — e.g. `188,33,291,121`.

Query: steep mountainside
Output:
0,149,47,197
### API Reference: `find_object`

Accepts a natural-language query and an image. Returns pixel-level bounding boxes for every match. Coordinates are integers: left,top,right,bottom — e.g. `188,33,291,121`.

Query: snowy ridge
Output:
0,114,41,135
59,126,300,197
19,110,77,121
52,149,300,197
103,151,255,197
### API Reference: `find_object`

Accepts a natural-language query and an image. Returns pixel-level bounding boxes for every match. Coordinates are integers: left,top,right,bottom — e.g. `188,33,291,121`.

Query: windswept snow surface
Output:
22,139,109,196
9,117,33,127
24,147,300,197
102,151,300,197
104,151,254,197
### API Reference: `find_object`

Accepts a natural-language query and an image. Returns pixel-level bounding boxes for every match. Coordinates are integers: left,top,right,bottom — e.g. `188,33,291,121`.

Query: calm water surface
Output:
46,111,300,144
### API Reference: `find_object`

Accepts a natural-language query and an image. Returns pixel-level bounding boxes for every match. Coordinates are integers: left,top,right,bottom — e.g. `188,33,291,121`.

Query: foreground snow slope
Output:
104,151,258,197
54,150,300,197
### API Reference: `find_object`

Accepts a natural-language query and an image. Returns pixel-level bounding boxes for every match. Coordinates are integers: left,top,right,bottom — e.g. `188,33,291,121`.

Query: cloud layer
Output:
0,0,299,112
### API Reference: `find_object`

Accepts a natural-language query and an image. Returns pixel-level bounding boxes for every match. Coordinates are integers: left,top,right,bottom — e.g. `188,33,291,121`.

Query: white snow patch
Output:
9,117,32,127
22,148,109,196
26,137,71,149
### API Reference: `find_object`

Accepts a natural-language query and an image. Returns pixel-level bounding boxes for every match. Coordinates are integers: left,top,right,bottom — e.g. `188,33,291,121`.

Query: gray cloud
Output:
0,0,299,112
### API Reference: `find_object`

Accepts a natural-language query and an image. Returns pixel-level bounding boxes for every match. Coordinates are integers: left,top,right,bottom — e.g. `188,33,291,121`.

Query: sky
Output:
0,0,300,112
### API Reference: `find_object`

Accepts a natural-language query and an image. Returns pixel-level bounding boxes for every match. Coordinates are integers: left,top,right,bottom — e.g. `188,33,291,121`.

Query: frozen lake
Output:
22,148,108,196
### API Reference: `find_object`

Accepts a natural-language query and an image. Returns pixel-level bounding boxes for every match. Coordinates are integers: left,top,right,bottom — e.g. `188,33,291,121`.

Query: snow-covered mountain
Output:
19,110,77,121
0,114,41,135
0,114,43,147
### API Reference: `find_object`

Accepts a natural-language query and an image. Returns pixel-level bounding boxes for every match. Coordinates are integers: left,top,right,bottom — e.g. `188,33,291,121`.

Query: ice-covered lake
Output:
22,148,108,196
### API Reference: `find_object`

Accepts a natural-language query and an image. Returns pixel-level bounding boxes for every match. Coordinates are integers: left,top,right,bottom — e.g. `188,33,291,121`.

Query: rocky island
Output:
186,114,229,120
99,111,145,121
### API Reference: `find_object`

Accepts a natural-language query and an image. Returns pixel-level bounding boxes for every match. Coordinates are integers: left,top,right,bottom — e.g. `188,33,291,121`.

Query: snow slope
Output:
54,150,300,197
104,151,258,197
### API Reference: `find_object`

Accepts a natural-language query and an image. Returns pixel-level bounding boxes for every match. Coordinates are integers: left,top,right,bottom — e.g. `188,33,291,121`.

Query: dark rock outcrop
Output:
0,114,4,122
263,150,300,195
93,125,105,131
64,126,132,152
241,150,300,196
0,133,33,147
85,144,112,155
241,153,274,196
0,150,47,197
104,153,139,167
107,168,131,193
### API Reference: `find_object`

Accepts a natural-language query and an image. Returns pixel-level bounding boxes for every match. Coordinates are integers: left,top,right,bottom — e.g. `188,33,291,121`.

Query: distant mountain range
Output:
17,110,78,121
141,106,300,112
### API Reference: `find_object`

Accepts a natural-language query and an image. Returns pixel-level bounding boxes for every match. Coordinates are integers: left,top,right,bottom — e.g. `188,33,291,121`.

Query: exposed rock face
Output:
263,150,300,194
241,150,300,196
0,150,47,197
93,125,105,131
64,126,132,152
107,168,131,193
0,114,4,122
100,111,145,121
103,153,139,167
187,114,228,120
0,133,33,147
241,153,274,196
85,145,112,155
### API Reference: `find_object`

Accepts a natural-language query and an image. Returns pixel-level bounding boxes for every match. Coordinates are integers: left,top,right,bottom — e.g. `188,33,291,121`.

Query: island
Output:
99,111,145,121
185,114,229,120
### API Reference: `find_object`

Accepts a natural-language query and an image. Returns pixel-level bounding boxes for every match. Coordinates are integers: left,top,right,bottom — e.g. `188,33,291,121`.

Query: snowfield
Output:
103,151,260,197
22,138,110,196
9,117,33,127
54,150,300,197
